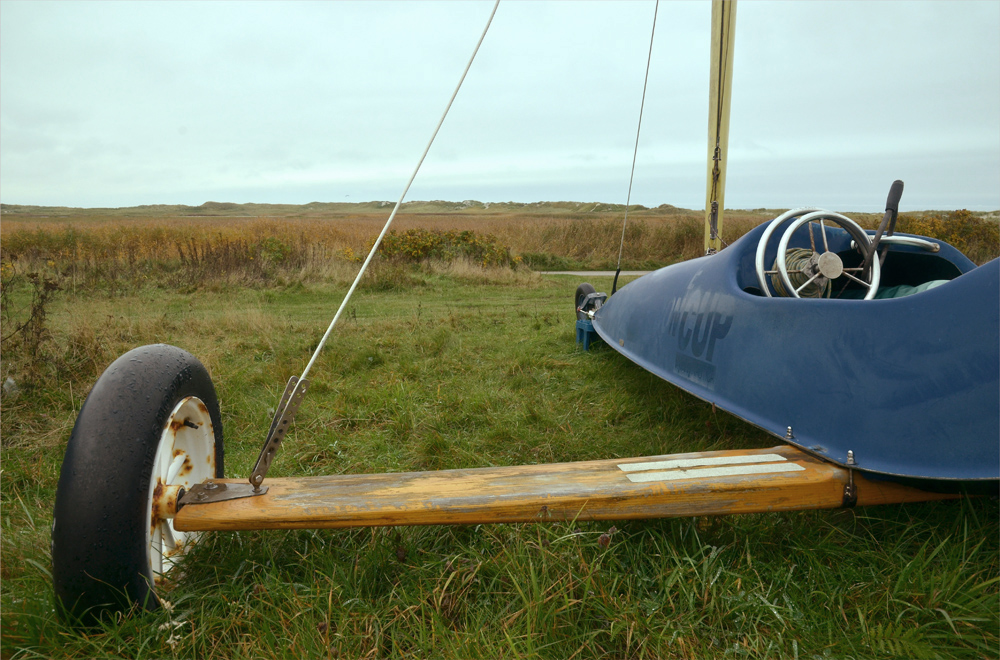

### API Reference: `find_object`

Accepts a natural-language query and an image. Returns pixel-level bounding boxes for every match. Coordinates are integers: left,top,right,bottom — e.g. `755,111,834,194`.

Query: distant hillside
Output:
0,200,696,218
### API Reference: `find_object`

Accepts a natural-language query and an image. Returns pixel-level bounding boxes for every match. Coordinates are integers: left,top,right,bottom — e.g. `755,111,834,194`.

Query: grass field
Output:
1,203,998,659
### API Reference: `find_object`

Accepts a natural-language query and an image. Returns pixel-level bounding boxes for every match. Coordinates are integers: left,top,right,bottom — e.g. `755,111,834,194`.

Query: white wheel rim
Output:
146,396,216,583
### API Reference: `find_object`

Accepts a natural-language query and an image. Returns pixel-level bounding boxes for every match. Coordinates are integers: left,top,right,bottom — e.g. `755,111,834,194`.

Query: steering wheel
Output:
754,208,881,300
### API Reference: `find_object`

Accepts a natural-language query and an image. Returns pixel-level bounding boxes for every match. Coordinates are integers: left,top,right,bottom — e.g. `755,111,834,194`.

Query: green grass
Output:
1,268,997,659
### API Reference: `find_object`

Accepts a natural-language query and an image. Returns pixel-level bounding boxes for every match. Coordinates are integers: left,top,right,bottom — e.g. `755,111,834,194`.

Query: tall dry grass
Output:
1,206,996,291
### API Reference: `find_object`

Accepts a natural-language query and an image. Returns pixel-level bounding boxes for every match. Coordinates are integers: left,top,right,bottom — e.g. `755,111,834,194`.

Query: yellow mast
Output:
704,0,737,254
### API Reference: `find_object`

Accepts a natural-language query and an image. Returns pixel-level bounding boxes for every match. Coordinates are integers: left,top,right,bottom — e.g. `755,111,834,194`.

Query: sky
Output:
1,1,998,212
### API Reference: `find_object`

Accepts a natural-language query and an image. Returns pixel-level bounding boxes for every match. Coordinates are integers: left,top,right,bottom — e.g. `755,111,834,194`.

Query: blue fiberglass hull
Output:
592,223,1000,481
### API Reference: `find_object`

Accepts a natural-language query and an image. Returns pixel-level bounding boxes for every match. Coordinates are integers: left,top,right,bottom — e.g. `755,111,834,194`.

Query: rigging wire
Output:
612,0,659,295
294,1,500,386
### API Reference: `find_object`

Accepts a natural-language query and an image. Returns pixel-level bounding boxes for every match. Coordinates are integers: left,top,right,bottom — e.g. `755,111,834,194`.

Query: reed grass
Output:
2,204,995,293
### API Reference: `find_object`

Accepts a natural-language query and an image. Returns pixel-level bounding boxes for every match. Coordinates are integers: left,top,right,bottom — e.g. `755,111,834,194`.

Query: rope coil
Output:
772,248,831,298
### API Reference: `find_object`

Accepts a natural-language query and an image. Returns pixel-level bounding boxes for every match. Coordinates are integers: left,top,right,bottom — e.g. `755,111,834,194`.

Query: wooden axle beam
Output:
174,445,957,532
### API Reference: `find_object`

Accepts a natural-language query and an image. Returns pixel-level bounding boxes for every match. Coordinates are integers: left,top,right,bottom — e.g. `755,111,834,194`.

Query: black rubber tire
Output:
51,344,224,624
575,282,596,320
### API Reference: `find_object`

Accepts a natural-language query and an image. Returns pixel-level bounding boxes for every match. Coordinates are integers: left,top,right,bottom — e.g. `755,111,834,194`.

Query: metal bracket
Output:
179,481,267,506
580,292,607,320
842,450,858,508
248,376,309,491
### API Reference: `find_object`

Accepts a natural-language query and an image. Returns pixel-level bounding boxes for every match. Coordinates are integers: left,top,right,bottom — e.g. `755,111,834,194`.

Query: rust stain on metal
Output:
150,478,165,531
164,537,184,557
151,481,182,534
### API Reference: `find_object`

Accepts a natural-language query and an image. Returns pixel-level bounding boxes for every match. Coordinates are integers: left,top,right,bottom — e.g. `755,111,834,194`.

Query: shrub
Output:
896,210,999,265
1,269,62,382
375,229,518,268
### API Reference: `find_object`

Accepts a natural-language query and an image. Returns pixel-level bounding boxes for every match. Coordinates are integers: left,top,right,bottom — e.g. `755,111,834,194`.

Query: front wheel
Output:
575,282,596,320
52,344,223,623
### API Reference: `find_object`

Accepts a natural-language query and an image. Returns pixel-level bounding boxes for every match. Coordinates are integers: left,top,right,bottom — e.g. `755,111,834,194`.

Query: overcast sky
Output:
2,1,998,211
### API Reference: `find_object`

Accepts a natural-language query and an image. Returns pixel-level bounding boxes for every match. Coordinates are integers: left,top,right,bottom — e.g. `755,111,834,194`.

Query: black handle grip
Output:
885,179,904,214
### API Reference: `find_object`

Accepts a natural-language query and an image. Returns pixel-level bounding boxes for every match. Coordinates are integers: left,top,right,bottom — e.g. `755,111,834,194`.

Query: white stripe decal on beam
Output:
624,462,806,483
618,453,788,473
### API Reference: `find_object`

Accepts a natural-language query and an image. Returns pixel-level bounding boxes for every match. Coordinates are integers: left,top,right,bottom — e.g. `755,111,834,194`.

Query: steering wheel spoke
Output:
794,272,822,295
841,270,872,287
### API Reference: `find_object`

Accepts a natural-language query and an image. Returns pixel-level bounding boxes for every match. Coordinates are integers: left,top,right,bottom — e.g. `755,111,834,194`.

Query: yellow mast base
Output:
174,445,957,532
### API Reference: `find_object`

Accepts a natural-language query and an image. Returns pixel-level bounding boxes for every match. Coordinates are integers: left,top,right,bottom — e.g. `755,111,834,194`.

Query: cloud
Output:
1,1,997,209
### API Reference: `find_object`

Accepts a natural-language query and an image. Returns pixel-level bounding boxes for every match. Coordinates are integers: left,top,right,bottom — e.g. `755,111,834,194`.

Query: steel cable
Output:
613,0,659,295
296,1,500,384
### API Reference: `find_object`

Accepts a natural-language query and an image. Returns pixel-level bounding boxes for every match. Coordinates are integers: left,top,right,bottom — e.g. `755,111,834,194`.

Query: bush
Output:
896,210,999,265
375,229,519,268
0,269,63,383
